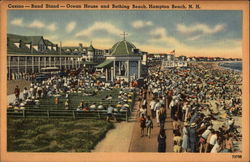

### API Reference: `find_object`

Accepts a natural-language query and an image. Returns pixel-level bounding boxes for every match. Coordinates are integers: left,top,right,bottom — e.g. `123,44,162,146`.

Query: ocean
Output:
220,62,242,72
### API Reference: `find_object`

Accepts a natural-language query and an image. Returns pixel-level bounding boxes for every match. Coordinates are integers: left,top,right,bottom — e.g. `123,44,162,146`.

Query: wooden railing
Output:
7,109,130,121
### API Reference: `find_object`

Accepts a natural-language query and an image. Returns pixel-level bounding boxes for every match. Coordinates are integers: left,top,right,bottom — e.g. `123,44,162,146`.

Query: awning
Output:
95,60,113,68
82,61,97,65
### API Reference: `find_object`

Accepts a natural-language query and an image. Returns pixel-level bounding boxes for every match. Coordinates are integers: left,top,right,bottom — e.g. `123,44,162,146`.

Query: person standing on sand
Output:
14,85,20,99
159,107,166,129
182,122,189,152
23,87,28,100
157,128,166,152
146,115,153,138
106,105,116,122
189,123,197,152
207,130,218,152
139,114,146,137
154,99,161,126
199,126,212,153
222,133,234,152
149,98,156,118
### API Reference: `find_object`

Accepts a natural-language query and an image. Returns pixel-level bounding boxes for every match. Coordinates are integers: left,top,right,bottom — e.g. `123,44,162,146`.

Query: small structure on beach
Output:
96,33,143,82
161,54,188,68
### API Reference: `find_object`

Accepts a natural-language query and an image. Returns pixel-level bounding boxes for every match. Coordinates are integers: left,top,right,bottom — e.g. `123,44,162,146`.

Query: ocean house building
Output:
7,34,107,79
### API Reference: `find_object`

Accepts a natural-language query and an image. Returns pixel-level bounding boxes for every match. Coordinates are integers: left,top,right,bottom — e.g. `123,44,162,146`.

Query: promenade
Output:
92,92,174,152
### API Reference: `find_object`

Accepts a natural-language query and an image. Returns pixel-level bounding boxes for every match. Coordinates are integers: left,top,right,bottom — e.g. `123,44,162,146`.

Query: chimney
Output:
19,40,22,48
55,44,58,52
60,42,62,55
30,42,33,53
7,38,10,47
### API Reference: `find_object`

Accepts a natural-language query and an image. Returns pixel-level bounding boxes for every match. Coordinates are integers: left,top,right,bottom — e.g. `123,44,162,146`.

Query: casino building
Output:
96,36,145,82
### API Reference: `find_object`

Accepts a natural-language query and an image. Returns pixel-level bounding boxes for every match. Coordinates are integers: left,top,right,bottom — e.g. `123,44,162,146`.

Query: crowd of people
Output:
8,61,242,153
8,70,138,120
8,72,36,81
137,62,242,153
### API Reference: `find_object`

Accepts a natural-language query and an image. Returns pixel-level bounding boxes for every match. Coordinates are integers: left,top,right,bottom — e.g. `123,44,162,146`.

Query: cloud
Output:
131,20,153,29
145,26,240,58
135,40,241,58
62,37,115,49
44,34,59,42
75,22,123,37
66,21,76,33
187,34,203,41
14,19,57,31
47,23,57,31
28,20,45,29
177,23,226,34
10,18,24,27
61,39,82,46
149,27,183,48
149,27,167,39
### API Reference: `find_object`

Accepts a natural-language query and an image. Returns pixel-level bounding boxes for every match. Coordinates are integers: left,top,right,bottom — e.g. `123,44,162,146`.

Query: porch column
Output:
111,67,114,82
105,68,108,81
49,56,51,66
68,58,70,69
65,57,67,69
25,56,27,73
138,60,141,78
38,57,41,72
8,56,11,80
113,60,116,80
32,56,34,73
17,56,20,73
60,56,62,69
118,61,121,75
127,60,130,82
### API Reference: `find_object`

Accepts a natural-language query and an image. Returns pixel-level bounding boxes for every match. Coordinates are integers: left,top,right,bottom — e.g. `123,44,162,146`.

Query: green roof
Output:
7,33,69,55
44,40,53,46
95,60,113,68
7,33,43,45
83,61,97,65
111,40,137,56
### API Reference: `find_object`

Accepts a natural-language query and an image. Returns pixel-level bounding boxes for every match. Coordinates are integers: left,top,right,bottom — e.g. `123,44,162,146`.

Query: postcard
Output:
0,0,249,161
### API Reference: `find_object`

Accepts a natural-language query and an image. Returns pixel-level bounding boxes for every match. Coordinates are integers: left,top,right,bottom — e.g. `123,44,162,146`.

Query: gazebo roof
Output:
110,40,139,56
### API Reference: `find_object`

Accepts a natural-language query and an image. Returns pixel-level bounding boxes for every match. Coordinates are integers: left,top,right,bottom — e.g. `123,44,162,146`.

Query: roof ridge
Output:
111,40,121,55
124,40,130,54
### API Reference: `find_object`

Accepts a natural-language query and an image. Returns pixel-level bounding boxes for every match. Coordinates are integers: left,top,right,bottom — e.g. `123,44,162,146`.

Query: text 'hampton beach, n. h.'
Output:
7,3,201,9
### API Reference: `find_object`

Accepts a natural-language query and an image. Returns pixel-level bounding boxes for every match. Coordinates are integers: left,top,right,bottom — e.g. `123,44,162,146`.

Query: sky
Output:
8,10,242,58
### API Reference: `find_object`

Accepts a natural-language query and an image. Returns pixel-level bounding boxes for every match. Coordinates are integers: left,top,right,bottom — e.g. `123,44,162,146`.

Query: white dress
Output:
211,141,220,153
182,127,188,149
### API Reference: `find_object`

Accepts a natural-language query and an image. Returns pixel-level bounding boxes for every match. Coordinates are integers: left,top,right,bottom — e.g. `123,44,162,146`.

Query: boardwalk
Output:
129,92,173,152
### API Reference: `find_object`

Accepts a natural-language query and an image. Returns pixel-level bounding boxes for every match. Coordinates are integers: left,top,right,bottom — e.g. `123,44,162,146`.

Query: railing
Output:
7,109,129,121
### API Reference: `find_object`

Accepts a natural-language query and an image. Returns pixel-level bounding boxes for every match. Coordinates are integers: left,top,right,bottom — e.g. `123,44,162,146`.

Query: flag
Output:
170,49,175,55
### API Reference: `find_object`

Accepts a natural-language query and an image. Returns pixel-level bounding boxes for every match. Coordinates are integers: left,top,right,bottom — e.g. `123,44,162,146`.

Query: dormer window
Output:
14,42,20,48
25,44,31,49
33,45,38,51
